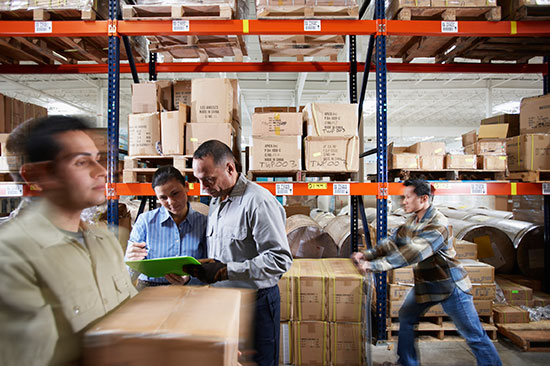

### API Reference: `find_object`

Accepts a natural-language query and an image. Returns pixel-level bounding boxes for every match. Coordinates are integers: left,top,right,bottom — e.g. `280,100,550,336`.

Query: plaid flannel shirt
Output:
364,205,471,303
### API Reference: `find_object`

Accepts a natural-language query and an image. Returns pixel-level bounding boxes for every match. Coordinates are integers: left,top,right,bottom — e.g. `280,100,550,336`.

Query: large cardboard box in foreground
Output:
128,112,161,156
303,103,357,137
493,304,529,324
185,122,237,156
84,286,241,366
506,134,550,171
251,112,302,136
520,94,550,134
249,136,302,171
304,136,359,172
482,114,520,137
323,258,363,322
191,78,234,123
292,321,329,366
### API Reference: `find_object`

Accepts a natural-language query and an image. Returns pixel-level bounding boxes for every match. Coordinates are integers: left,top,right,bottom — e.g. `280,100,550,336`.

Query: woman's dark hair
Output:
152,166,186,189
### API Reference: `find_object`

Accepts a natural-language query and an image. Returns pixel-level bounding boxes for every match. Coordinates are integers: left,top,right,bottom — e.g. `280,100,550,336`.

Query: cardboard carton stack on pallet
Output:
461,119,508,171
278,258,365,366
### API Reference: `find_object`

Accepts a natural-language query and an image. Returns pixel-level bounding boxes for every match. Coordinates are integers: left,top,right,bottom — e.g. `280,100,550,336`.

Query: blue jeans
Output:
397,287,502,366
254,285,280,366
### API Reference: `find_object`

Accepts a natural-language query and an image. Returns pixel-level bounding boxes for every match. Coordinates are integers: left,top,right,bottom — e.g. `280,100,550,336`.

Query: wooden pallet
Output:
497,321,550,352
506,170,550,183
387,314,493,327
122,4,233,20
256,5,359,19
387,321,497,341
148,34,247,62
122,155,193,183
385,169,506,181
259,35,345,61
500,0,550,20
0,7,101,20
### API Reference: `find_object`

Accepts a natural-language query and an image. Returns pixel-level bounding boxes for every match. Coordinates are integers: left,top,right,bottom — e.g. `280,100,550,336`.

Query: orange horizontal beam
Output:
0,20,108,37
387,20,550,37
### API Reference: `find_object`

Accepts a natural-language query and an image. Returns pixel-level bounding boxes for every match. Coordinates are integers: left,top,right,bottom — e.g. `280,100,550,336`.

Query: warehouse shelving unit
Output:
0,0,549,344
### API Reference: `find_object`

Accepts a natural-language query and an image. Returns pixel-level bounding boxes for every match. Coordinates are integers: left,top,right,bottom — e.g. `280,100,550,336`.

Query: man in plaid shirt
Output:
353,180,501,366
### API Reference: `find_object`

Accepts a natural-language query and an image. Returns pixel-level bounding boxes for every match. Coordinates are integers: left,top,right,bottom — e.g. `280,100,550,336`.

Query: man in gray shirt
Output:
185,140,293,366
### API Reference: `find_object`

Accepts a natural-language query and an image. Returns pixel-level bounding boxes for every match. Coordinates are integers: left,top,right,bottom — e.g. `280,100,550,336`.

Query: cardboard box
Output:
128,113,161,156
419,155,444,170
255,106,297,113
478,155,507,170
507,299,535,307
496,278,533,301
303,103,357,137
388,299,492,318
131,81,172,113
330,322,364,366
462,130,477,147
279,264,296,322
249,136,302,171
323,258,363,322
478,124,509,140
304,136,359,172
482,114,520,137
407,142,445,156
533,291,550,307
454,239,478,260
83,286,241,366
251,112,302,136
0,133,9,155
292,321,329,366
160,109,187,155
388,266,414,284
293,259,327,321
284,204,311,218
471,283,496,300
229,79,241,124
185,122,235,156
493,304,529,324
389,284,414,301
520,94,550,134
191,78,234,124
390,153,419,169
464,140,506,155
445,154,477,169
506,134,550,171
173,80,191,109
280,322,293,365
461,259,495,283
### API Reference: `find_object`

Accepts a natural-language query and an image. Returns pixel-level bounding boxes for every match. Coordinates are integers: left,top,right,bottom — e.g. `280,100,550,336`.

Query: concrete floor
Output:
371,338,550,365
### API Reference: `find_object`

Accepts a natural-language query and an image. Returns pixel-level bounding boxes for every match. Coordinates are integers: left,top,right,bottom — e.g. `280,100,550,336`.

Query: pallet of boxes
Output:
461,117,509,174
387,238,497,341
279,258,366,366
126,78,241,182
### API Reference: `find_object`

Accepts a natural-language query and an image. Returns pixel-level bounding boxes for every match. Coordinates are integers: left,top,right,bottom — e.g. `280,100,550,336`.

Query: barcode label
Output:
35,21,52,33
304,19,321,31
333,183,350,195
470,183,487,195
543,183,550,195
172,20,190,32
276,183,293,196
441,21,458,33
0,184,23,197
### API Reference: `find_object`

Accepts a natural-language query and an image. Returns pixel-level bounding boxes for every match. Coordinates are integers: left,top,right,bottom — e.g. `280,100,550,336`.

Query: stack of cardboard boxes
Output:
461,119,508,171
0,93,48,134
278,259,365,366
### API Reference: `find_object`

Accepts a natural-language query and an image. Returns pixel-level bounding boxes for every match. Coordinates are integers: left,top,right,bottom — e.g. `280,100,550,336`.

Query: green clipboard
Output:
125,256,201,278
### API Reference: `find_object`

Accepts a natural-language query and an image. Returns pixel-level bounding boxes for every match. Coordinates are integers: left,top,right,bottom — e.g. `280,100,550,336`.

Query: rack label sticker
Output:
172,20,190,32
333,183,350,195
433,183,450,190
543,183,550,195
276,183,293,196
35,21,52,33
304,20,321,32
199,184,210,196
0,184,23,197
308,182,327,190
441,21,458,33
470,183,487,195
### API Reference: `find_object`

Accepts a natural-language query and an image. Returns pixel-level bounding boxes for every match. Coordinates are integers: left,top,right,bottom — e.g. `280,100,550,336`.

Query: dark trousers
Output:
254,285,280,366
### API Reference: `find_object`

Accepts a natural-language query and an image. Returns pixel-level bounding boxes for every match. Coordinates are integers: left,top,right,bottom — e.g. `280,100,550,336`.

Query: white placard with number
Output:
543,183,550,195
333,183,350,196
172,20,190,32
0,184,24,197
276,183,293,196
304,19,321,32
199,183,210,196
441,21,458,33
470,183,487,195
35,21,52,33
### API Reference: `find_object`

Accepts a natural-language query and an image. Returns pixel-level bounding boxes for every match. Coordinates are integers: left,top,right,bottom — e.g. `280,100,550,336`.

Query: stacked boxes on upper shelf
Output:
461,116,508,171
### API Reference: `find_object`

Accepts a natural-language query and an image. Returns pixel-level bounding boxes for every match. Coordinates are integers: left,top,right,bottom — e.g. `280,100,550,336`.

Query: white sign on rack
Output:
199,184,210,196
172,20,190,32
543,183,550,195
470,183,487,195
276,183,293,196
35,21,52,33
333,183,350,196
0,184,24,197
441,21,458,33
304,20,321,32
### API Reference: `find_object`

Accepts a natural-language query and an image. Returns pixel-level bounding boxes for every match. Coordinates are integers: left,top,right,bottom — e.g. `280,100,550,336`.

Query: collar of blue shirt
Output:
158,203,197,225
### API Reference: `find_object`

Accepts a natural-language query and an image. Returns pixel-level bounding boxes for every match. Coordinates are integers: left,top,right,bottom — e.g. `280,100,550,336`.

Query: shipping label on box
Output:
249,136,301,171
419,155,444,170
461,259,495,283
445,154,477,169
128,113,161,156
173,80,191,109
520,94,550,134
292,321,329,366
390,153,419,169
493,304,529,324
304,103,358,137
506,134,550,171
191,78,234,123
160,110,186,155
251,112,302,136
305,136,359,172
323,258,363,322
388,266,414,284
330,322,364,366
389,283,414,301
185,123,234,156
454,239,477,260
478,155,507,171
407,142,446,155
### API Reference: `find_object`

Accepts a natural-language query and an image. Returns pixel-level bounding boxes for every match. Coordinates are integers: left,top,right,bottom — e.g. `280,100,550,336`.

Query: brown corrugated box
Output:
160,108,187,155
478,124,509,140
481,114,520,137
128,112,161,156
185,122,236,156
520,94,550,134
464,140,506,155
279,261,297,322
304,136,359,172
445,154,477,169
388,299,492,318
249,136,301,171
506,134,550,171
83,286,241,366
323,258,363,322
293,259,327,321
191,78,234,123
462,130,477,147
0,133,8,155
496,278,533,301
388,266,414,284
478,155,507,170
251,112,303,136
419,155,444,170
389,283,496,302
460,259,495,283
292,321,329,366
173,80,191,109
533,291,550,307
390,153,419,169
454,239,477,260
330,322,364,366
407,142,445,155
493,304,529,324
131,81,173,113
303,103,357,137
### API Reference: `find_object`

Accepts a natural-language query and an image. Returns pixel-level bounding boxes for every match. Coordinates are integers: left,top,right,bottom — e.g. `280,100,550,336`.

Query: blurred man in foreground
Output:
0,116,136,365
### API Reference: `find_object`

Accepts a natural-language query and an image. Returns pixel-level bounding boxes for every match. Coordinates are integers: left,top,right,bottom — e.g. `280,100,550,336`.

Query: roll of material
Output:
286,214,338,258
